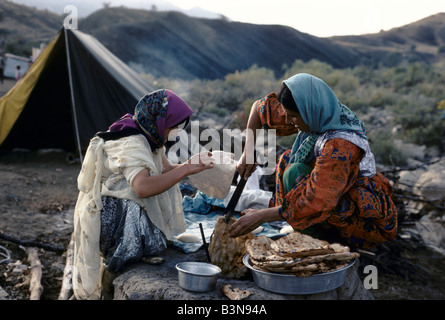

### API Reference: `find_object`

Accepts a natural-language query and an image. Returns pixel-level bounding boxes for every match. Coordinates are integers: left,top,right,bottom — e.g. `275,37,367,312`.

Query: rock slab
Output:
112,247,373,300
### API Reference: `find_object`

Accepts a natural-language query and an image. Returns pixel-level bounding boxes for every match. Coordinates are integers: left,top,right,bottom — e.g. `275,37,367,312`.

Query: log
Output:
0,231,65,252
58,233,74,300
26,247,43,300
0,245,11,264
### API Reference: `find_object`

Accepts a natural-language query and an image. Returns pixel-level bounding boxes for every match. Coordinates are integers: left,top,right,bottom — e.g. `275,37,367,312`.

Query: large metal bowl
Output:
176,262,222,292
243,254,355,295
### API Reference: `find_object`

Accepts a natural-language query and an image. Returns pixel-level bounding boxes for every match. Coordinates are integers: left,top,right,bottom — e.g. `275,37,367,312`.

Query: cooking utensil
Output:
224,149,256,223
199,223,211,263
242,254,356,295
223,172,247,223
176,262,222,292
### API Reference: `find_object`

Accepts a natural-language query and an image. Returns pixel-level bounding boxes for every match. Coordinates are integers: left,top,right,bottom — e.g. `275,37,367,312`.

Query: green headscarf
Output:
282,73,367,194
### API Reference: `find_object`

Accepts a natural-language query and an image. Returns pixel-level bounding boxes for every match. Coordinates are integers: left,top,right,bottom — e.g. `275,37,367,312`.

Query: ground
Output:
0,75,444,300
0,149,79,300
1,149,444,300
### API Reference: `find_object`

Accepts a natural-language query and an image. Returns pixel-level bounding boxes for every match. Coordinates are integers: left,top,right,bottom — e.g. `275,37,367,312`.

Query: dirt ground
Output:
1,149,444,300
0,150,79,300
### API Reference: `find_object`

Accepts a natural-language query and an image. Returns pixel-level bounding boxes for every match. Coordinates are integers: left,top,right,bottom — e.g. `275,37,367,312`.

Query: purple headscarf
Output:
108,89,193,149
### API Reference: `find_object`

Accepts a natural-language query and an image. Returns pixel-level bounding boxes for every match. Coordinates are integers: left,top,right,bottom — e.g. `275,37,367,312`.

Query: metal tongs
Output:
223,149,256,223
223,172,248,223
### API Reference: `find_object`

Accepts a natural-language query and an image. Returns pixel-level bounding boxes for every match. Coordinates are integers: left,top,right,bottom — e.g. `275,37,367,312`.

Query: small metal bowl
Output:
243,254,355,295
176,262,222,292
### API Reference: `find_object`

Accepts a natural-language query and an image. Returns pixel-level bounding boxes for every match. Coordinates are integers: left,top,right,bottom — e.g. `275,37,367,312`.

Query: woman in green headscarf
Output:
229,73,397,249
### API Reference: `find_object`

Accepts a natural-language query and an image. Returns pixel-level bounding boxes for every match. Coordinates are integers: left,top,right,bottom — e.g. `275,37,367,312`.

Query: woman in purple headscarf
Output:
72,90,214,300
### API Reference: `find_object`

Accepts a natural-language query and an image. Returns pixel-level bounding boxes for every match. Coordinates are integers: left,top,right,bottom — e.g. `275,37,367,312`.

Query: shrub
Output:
143,57,445,158
368,130,408,166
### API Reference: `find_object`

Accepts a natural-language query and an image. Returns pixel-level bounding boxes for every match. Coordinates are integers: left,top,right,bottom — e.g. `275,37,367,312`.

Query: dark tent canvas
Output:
0,28,155,159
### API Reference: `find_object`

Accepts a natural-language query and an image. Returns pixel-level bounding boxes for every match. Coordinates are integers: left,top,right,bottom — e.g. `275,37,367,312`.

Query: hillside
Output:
74,8,445,79
330,13,445,65
0,0,61,54
78,8,362,80
1,1,444,80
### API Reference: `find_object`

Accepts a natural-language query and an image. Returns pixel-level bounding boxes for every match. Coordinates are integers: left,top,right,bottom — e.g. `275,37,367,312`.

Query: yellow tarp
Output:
0,33,60,145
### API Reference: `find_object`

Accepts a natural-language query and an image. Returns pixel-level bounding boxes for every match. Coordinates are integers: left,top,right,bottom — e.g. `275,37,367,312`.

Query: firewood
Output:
0,231,65,252
58,233,74,300
26,247,43,300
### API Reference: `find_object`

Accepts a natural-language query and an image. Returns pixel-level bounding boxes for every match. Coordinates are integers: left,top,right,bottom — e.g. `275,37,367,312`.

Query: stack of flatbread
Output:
208,216,254,278
245,232,359,276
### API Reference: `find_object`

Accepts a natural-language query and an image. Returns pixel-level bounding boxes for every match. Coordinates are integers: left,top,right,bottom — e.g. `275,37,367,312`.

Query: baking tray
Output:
243,254,355,295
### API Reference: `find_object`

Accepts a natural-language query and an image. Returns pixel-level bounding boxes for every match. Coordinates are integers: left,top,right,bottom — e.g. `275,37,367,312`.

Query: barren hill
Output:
0,0,61,52
78,8,361,79
1,1,444,79
330,13,445,65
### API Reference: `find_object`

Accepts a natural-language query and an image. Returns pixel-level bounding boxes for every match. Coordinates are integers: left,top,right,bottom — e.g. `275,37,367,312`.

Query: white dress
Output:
72,134,185,300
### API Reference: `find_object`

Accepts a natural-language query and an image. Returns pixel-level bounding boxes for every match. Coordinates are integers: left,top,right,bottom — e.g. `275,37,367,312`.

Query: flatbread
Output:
245,231,359,276
223,284,252,300
208,216,254,278
251,251,359,271
270,231,334,257
245,236,287,262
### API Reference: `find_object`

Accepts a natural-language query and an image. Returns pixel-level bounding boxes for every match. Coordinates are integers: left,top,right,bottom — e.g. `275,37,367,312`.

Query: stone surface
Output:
415,213,445,255
112,247,373,300
0,286,9,300
414,159,445,202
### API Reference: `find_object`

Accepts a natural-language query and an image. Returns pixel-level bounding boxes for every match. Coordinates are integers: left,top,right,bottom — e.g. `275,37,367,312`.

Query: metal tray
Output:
243,254,355,295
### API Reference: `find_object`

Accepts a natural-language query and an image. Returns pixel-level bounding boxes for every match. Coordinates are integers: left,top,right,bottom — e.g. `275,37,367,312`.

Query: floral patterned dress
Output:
258,93,398,249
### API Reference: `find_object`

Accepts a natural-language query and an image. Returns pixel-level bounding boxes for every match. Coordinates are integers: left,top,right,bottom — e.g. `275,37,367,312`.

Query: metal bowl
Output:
243,254,355,295
176,262,222,292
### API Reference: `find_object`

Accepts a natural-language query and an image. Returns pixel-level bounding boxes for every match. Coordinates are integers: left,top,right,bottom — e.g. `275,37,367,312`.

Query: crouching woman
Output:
72,90,214,300
230,73,397,250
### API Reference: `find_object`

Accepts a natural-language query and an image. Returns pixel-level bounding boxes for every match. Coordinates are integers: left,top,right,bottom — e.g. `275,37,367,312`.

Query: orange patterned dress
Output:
258,93,397,249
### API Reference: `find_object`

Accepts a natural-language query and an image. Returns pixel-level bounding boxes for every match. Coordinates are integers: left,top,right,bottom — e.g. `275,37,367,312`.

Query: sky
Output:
167,0,445,37
11,0,445,37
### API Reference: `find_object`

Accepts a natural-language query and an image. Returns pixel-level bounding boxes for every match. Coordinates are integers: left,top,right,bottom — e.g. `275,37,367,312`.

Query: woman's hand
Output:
236,151,258,180
228,207,282,238
186,151,215,175
132,151,214,198
228,209,263,238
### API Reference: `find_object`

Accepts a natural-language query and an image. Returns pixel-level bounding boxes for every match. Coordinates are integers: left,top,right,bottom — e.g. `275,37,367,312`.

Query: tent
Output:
0,28,155,160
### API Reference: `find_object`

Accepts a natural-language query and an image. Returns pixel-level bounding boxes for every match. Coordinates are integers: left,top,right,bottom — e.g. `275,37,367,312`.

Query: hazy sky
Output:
168,0,445,37
11,0,445,37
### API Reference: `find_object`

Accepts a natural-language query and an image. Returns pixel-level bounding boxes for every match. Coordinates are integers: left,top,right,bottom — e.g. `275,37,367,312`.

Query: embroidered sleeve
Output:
256,92,299,136
279,138,363,230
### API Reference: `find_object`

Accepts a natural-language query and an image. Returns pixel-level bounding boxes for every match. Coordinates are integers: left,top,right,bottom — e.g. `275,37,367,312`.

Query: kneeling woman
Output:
230,73,397,249
72,90,214,300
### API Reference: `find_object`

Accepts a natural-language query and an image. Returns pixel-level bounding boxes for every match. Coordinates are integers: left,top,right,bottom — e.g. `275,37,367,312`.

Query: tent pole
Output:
64,27,84,163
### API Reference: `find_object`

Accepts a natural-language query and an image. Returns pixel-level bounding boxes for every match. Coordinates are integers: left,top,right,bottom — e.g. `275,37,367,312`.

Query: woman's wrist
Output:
259,207,282,223
177,162,193,179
